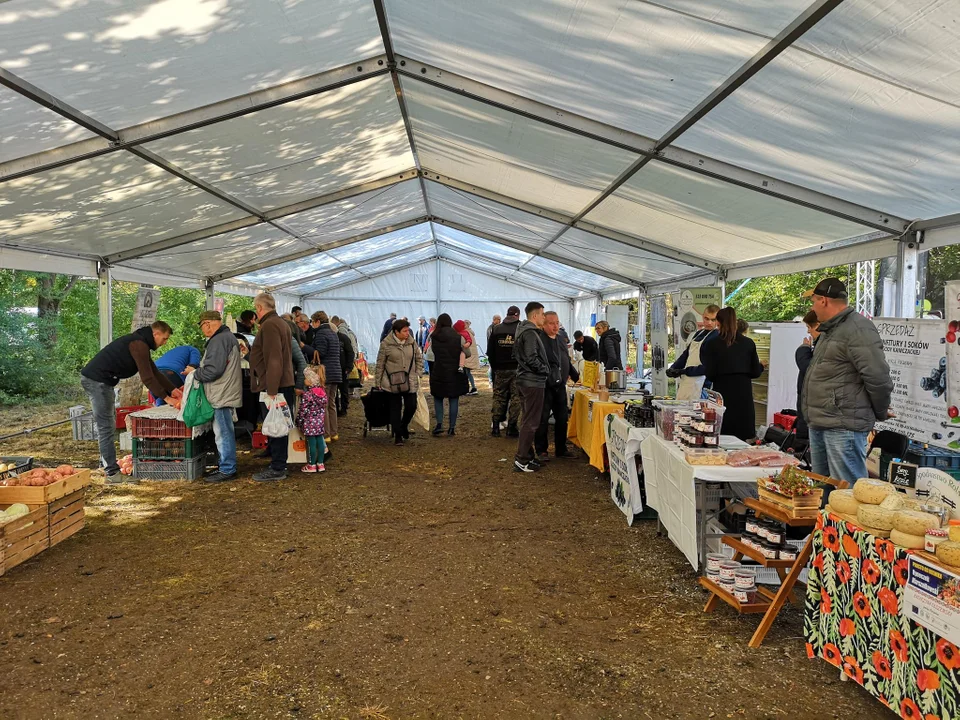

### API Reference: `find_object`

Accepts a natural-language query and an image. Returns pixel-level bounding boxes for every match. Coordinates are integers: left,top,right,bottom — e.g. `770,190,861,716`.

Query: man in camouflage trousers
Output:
487,306,523,437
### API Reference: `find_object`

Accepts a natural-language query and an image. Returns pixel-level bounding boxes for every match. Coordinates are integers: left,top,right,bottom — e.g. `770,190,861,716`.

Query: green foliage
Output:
0,270,256,404
925,245,960,312
731,265,857,323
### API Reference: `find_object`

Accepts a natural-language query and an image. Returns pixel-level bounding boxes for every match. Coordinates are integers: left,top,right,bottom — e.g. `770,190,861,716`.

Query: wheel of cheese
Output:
858,504,896,530
936,541,960,567
830,489,860,515
854,478,895,505
860,524,892,538
880,493,906,511
901,496,923,512
950,526,960,543
893,510,941,536
890,528,926,550
825,504,860,525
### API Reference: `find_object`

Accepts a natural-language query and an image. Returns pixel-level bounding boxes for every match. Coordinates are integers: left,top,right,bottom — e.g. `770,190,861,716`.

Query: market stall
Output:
567,389,626,471
805,510,959,719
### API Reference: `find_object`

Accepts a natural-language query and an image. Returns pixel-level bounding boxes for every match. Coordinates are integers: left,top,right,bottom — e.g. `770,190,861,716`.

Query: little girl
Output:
297,367,328,473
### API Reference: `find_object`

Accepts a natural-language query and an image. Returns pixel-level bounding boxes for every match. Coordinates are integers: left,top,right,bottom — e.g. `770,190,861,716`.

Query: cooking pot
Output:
605,369,625,390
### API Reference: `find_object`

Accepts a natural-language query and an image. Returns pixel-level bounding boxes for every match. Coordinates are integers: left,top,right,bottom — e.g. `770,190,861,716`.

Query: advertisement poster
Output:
944,280,960,443
673,287,722,351
604,414,644,525
650,295,669,397
904,556,960,647
914,467,960,521
131,286,159,330
875,318,950,449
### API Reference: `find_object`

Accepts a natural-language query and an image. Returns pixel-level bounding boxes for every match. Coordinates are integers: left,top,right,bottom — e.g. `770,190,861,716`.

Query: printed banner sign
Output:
904,557,960,647
875,318,951,449
650,295,669,397
673,287,722,351
604,414,644,525
132,286,159,331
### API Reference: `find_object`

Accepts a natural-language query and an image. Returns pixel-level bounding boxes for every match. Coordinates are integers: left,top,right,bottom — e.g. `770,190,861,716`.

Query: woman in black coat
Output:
701,307,764,442
429,314,470,436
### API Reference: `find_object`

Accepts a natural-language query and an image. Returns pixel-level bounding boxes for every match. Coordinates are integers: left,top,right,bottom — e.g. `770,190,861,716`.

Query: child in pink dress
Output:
297,368,327,473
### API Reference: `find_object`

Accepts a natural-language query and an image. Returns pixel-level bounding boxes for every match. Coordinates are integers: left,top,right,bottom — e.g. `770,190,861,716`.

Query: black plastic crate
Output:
0,456,33,484
133,453,210,481
904,443,960,470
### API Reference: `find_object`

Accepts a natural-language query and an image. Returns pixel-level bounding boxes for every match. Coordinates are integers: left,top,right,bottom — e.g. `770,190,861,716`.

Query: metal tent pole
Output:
897,235,920,318
205,279,216,311
97,262,113,348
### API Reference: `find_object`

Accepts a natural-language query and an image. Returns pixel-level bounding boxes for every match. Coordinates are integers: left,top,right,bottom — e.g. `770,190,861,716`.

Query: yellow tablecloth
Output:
567,389,625,471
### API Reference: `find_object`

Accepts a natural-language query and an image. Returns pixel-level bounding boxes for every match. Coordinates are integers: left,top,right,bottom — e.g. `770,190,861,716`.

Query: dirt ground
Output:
0,382,887,720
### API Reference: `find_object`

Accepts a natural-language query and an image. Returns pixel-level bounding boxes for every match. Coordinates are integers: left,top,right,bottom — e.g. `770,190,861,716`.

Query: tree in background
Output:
731,265,857,322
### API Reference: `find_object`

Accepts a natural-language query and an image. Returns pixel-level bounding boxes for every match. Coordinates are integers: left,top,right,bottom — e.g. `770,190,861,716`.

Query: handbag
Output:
388,350,416,394
182,380,215,428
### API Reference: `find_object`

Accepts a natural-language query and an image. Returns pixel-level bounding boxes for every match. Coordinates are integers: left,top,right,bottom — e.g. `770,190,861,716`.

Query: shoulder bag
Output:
388,347,416,393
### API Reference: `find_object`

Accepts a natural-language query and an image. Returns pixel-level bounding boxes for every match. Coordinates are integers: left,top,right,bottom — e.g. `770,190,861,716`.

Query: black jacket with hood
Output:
488,316,521,371
513,320,549,388
598,328,623,370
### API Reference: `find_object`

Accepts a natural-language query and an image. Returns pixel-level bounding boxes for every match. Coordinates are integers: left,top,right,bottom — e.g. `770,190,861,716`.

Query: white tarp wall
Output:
303,259,571,358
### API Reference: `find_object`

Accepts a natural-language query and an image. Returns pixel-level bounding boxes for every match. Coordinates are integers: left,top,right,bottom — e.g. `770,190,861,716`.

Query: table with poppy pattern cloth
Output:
805,511,959,719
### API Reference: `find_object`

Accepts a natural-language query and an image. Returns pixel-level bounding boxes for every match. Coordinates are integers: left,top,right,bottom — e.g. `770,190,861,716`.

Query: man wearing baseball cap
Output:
186,310,243,483
800,277,892,482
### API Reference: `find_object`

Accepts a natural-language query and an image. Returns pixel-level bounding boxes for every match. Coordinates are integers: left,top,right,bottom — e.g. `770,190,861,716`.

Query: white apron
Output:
676,333,707,400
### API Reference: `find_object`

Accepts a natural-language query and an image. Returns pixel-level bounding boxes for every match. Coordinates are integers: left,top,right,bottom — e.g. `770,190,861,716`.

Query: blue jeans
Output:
434,396,459,430
213,407,237,475
80,375,117,474
809,428,869,484
463,368,476,391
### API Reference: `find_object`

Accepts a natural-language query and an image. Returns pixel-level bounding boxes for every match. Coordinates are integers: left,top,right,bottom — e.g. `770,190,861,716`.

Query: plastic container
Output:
719,560,740,581
767,526,785,545
706,553,726,573
134,435,211,460
684,448,728,466
745,515,760,535
779,546,798,561
129,415,191,439
733,585,757,604
734,569,756,589
759,542,778,559
252,431,268,450
133,454,209,481
116,405,150,430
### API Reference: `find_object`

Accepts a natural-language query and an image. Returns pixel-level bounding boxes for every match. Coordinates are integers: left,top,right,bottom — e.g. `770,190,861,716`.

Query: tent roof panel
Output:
551,228,695,283
327,223,434,264
283,179,426,245
524,255,627,293
357,245,436,277
0,152,245,256
439,248,578,299
679,47,960,220
120,224,311,279
798,0,960,107
387,0,774,137
0,86,98,163
403,78,639,215
236,251,343,288
143,76,413,210
585,160,870,264
0,0,383,129
290,268,364,296
433,224,533,266
651,1,812,36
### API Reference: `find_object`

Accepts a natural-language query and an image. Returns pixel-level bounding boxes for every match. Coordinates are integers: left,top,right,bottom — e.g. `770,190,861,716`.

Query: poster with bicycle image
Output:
874,318,951,449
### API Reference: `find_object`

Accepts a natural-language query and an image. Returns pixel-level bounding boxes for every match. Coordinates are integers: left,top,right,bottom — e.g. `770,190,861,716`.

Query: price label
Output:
890,461,918,489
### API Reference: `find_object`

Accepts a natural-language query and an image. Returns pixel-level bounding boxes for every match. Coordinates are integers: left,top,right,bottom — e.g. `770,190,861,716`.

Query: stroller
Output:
361,389,392,437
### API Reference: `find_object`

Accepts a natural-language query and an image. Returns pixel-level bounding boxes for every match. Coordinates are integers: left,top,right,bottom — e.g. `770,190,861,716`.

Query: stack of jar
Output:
674,403,721,449
741,511,799,561
624,396,656,429
705,554,757,603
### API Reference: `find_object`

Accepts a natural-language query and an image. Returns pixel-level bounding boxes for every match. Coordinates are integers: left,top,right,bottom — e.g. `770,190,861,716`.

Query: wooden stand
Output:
702,474,848,648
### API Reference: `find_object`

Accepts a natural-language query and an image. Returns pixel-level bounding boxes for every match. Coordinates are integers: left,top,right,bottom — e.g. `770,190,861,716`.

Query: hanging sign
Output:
903,556,960,647
604,414,644,525
673,287,722,351
131,286,159,330
889,461,918,489
874,318,950,449
651,295,669,397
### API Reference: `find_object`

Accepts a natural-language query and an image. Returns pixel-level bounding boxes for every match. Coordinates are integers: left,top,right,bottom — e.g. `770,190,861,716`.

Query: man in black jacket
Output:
512,302,549,472
487,306,523,437
536,312,580,461
573,330,599,362
81,321,180,481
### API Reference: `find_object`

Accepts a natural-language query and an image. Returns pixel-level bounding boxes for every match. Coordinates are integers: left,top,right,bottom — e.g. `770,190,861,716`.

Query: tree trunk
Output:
36,273,78,349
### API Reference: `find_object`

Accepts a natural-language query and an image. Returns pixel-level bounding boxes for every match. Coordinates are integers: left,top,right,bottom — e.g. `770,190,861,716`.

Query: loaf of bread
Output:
890,528,926,549
854,478,895,505
858,504,896,531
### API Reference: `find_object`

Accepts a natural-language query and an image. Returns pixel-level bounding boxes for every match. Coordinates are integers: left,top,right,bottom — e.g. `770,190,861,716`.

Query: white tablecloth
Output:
640,435,770,569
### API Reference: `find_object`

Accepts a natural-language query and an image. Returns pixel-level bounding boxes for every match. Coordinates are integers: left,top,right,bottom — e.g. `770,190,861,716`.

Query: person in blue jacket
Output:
153,344,201,405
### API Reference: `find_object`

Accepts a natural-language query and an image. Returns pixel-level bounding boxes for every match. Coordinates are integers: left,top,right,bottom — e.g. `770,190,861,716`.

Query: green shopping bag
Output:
182,380,215,427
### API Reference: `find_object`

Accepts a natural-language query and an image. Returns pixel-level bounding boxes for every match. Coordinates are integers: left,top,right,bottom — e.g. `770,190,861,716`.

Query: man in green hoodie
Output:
512,301,549,473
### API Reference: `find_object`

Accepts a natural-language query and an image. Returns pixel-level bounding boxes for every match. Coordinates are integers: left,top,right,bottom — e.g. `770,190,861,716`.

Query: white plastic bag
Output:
260,393,295,438
413,390,430,432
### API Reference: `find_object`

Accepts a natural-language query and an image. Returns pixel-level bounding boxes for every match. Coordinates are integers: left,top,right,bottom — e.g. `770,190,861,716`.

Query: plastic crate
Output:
0,457,32,484
252,431,268,449
773,412,797,432
904,444,960,470
133,454,209,481
116,405,149,430
129,415,191,439
133,435,211,460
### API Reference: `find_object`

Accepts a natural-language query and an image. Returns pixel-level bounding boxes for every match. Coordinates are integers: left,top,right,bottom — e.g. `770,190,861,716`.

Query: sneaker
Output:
537,452,550,463
513,460,537,473
300,464,317,473
395,437,405,446
106,471,133,485
528,457,542,469
467,389,479,396
555,448,579,459
204,471,238,484
253,468,287,482
316,464,326,473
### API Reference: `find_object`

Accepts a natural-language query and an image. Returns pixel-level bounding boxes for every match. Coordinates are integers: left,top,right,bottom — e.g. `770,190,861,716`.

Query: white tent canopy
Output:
2,0,958,336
